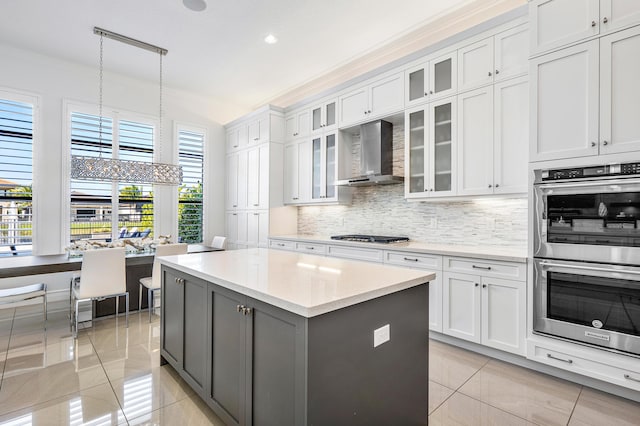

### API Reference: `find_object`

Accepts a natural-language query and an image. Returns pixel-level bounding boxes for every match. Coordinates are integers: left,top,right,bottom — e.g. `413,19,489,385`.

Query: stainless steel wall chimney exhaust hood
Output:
336,120,403,187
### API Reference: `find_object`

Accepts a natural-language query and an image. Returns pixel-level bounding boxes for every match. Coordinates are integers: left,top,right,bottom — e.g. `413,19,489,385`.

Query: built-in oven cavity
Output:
547,271,640,337
547,192,640,246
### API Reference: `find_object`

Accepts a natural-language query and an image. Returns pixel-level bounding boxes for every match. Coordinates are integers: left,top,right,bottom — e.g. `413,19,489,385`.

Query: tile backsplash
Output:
297,120,528,247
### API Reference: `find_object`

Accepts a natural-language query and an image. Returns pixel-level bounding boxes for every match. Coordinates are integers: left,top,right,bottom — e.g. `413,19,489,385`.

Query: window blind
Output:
178,129,204,243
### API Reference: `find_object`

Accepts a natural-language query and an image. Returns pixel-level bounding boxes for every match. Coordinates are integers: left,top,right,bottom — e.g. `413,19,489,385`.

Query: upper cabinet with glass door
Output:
405,51,457,107
309,131,352,204
405,97,457,199
311,99,337,134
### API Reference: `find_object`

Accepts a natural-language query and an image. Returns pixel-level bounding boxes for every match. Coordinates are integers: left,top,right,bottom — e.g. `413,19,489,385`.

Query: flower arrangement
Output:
66,235,174,257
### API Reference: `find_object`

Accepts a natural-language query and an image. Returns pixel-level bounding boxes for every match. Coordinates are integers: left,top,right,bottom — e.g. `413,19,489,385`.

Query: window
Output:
70,111,154,243
0,97,34,256
178,128,204,243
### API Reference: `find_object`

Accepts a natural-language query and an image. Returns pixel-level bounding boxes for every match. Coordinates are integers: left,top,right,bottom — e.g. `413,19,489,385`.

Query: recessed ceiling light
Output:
183,0,207,12
264,34,278,44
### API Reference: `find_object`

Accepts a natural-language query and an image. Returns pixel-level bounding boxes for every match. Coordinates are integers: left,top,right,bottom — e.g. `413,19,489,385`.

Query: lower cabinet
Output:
442,271,526,355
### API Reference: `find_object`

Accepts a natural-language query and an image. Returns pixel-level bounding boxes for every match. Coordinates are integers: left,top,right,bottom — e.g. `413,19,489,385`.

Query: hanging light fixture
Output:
71,27,183,185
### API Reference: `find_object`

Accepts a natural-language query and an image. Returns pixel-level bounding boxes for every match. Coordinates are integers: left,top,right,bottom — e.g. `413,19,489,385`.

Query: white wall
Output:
0,43,226,254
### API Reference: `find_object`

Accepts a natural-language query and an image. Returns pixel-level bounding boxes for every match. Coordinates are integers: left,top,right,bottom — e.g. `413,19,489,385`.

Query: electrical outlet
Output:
373,324,390,348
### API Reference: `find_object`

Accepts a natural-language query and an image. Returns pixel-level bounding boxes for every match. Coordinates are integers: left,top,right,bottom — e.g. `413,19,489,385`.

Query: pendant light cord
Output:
159,52,163,163
98,33,104,159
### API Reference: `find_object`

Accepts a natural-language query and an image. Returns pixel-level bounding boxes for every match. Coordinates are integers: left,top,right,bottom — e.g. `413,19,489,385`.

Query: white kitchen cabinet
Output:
443,272,481,343
285,110,310,141
530,0,599,56
404,51,457,107
599,25,640,155
532,27,640,162
247,145,269,210
295,242,327,255
226,151,248,210
405,97,457,199
226,211,248,249
311,99,337,133
226,125,248,152
458,26,528,93
339,72,404,127
457,86,494,196
530,41,599,162
247,210,269,248
384,251,443,333
530,0,640,56
457,77,528,196
326,245,383,263
312,132,336,201
247,114,269,145
283,140,312,204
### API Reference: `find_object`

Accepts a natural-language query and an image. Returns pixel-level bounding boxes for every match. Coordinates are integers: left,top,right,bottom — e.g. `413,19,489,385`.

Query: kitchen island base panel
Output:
307,283,429,425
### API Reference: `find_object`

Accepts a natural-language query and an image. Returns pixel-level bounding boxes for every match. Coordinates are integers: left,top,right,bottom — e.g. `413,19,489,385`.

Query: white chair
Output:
211,236,227,249
139,243,188,322
71,247,127,337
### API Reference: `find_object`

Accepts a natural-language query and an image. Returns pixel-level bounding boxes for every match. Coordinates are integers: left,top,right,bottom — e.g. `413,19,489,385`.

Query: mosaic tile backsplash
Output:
297,121,528,247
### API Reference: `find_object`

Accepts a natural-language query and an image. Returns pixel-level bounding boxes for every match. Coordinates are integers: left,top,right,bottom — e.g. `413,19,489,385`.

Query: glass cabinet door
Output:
406,65,428,105
312,101,337,132
430,99,455,195
325,133,336,198
312,137,322,199
325,102,336,128
430,52,456,100
407,109,426,194
312,107,322,132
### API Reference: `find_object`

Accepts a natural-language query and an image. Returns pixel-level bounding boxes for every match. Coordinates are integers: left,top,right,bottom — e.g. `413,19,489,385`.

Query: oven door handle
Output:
535,177,640,190
538,261,640,276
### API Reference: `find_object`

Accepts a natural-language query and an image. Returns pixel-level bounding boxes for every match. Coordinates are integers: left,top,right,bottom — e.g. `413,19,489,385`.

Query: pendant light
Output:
71,27,183,185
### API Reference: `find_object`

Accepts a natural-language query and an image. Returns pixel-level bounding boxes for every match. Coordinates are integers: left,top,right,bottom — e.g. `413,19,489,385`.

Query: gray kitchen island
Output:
158,248,435,425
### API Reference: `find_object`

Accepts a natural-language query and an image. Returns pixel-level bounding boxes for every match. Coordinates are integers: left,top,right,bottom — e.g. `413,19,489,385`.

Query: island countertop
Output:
158,247,435,317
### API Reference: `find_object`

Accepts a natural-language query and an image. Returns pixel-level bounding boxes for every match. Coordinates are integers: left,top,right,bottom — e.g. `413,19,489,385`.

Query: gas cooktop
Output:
330,235,410,244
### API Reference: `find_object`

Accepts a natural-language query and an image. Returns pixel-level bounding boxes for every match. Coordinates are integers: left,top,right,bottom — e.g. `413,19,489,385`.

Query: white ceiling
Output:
0,0,517,123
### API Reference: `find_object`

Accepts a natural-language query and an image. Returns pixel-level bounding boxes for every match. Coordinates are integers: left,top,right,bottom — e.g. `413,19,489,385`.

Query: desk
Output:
0,245,223,317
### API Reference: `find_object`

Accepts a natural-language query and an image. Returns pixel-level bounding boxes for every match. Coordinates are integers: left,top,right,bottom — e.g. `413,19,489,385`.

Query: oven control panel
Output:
540,162,640,181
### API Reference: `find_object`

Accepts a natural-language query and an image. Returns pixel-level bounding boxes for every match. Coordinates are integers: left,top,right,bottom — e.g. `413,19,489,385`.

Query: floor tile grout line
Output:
0,308,17,391
566,385,583,426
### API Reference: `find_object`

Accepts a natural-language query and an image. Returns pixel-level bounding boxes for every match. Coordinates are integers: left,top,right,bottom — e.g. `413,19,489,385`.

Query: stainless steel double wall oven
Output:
533,163,640,356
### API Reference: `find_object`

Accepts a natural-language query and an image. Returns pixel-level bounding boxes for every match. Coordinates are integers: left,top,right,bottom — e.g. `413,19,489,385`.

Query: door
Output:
369,73,404,117
600,0,640,33
247,145,269,209
285,111,309,140
247,211,269,248
324,132,337,200
248,116,267,145
226,154,239,209
530,0,600,55
458,37,494,92
237,150,248,209
429,51,457,100
183,275,208,392
236,211,248,247
481,277,525,355
599,26,640,155
494,25,529,81
283,143,299,204
285,115,297,141
311,100,337,133
339,87,368,126
429,97,457,197
405,63,429,106
311,136,323,200
226,212,239,247
226,129,239,152
530,40,599,162
209,285,248,426
405,106,427,197
442,272,481,343
161,269,184,366
298,140,312,203
457,86,494,196
494,76,529,194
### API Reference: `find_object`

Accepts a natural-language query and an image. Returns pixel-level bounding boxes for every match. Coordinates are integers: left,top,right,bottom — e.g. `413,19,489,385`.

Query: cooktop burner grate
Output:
330,235,410,244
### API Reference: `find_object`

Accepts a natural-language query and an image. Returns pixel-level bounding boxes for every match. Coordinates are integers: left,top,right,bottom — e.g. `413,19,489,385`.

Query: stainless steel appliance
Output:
533,162,640,356
330,235,410,243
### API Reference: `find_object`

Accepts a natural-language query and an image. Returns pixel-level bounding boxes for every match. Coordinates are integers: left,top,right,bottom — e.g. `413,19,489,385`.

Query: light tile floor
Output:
0,307,639,425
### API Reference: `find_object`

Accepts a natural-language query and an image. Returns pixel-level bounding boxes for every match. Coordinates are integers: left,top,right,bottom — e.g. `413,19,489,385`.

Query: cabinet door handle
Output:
495,69,499,75
367,110,372,114
306,246,315,250
430,90,434,94
603,140,609,146
495,184,500,188
424,92,428,96
591,20,597,27
242,307,252,316
232,204,238,207
547,353,573,364
403,257,419,262
482,284,487,288
233,144,239,148
624,374,640,383
603,17,608,24
488,71,492,76
475,283,479,287
253,213,259,216
488,184,492,188
175,278,178,284
236,304,243,313
277,243,285,247
253,203,259,206
472,265,492,270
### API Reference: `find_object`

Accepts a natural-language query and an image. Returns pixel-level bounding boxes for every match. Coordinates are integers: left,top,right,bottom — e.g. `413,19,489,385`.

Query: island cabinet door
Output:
209,284,248,426
246,297,307,426
161,268,184,367
182,275,208,394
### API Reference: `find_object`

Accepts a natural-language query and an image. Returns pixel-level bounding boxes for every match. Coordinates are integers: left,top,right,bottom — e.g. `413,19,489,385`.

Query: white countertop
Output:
158,248,435,318
270,234,527,263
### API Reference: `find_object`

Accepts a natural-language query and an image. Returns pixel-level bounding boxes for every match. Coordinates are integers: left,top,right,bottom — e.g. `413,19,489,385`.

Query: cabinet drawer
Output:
384,251,442,270
269,240,296,251
529,342,640,392
443,257,525,281
326,245,383,263
295,242,326,255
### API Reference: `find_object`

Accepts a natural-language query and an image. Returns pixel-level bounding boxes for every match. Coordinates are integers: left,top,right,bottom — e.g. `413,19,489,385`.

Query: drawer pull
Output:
306,246,315,250
472,265,492,271
547,353,573,364
403,257,419,262
277,243,285,247
236,304,243,313
624,374,640,383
